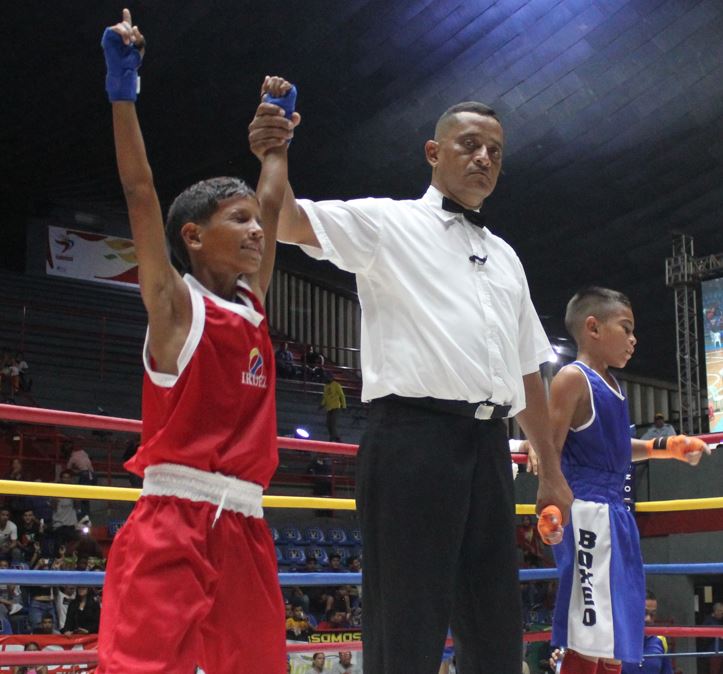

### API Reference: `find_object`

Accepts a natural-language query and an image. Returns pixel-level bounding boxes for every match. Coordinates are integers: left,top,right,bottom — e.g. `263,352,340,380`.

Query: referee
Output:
249,94,573,673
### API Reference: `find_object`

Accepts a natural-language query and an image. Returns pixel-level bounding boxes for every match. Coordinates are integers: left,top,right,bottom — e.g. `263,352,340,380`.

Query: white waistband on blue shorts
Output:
142,463,263,520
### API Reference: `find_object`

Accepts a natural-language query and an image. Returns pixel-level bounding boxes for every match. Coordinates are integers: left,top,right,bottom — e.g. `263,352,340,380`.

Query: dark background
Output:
4,0,723,379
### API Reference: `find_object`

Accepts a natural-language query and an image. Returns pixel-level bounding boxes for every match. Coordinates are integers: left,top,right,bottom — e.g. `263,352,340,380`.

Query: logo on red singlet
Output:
242,347,267,388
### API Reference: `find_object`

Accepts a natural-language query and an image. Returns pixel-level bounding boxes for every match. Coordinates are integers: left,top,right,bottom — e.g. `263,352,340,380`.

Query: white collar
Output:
184,274,263,327
421,185,488,237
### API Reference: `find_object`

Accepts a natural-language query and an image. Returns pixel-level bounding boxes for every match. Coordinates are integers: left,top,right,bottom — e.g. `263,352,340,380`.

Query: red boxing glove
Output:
537,505,563,545
645,435,708,462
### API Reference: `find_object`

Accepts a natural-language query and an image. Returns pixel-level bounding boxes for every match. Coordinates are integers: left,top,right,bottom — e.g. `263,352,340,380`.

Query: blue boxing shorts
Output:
552,467,645,663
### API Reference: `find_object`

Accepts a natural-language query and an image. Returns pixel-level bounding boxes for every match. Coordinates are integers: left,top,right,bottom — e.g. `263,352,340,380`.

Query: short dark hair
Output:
435,102,498,139
646,589,656,600
564,286,632,343
329,553,341,561
165,177,255,273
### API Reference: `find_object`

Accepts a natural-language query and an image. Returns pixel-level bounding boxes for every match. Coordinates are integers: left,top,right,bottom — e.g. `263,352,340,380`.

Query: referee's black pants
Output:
356,396,522,674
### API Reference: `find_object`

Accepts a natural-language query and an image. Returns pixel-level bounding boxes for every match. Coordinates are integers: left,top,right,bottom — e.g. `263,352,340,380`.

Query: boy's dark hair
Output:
646,589,656,600
564,286,632,343
165,177,255,273
434,102,497,139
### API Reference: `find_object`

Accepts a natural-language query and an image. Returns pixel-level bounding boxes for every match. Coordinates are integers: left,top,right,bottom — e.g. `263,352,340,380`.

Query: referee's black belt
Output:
384,395,511,420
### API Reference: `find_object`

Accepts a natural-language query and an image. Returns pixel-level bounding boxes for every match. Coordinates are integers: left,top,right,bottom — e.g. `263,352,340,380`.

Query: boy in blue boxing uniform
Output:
530,287,708,674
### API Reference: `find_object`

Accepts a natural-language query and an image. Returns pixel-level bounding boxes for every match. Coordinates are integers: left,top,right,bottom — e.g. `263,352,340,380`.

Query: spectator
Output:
5,459,32,521
0,559,24,626
54,584,76,631
62,586,100,635
17,510,43,563
324,585,352,616
6,458,23,481
320,373,346,442
301,555,319,574
306,653,325,673
28,481,54,554
275,341,297,379
640,413,676,441
286,605,314,641
345,556,362,608
0,351,18,403
307,455,333,517
317,608,350,630
305,345,325,381
328,553,343,572
299,557,327,615
62,441,96,519
332,651,360,674
288,586,310,614
619,590,673,674
0,509,21,563
13,642,49,674
14,352,30,393
51,471,78,548
28,558,57,632
31,611,58,635
700,602,723,674
516,515,545,568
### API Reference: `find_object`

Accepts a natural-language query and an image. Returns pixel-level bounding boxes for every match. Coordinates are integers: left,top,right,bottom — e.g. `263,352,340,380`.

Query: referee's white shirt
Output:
292,185,553,415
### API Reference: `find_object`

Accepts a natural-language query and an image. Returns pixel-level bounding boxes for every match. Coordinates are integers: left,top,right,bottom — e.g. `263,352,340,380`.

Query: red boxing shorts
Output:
97,464,286,673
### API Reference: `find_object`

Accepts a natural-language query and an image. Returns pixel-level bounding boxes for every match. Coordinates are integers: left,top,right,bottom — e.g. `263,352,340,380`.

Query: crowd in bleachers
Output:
272,524,363,640
0,458,104,636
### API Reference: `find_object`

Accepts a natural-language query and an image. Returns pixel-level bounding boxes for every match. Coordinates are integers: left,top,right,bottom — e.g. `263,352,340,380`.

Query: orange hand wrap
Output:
537,505,563,545
645,434,707,461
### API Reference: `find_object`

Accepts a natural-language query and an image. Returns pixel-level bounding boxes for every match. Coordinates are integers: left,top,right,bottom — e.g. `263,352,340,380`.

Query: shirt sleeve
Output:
294,198,387,274
515,257,553,374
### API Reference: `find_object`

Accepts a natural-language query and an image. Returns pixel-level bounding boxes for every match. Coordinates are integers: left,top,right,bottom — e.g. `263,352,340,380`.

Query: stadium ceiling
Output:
4,0,723,380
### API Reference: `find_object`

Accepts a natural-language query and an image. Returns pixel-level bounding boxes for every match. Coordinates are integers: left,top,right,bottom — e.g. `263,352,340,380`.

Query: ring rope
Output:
1,480,721,515
2,563,722,588
1,627,720,667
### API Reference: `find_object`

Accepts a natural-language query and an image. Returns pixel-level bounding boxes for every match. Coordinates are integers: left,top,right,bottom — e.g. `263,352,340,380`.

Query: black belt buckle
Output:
474,401,511,420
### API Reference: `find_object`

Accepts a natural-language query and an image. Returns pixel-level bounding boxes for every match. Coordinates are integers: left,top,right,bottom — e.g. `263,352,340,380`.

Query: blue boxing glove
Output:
101,28,142,102
262,85,297,119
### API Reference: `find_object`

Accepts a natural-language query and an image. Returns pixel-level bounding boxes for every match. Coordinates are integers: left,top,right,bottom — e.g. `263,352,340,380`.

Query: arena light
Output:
295,427,310,439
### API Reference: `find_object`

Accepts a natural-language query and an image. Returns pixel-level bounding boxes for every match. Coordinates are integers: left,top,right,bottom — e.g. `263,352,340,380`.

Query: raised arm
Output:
249,76,298,300
102,10,191,374
248,94,318,247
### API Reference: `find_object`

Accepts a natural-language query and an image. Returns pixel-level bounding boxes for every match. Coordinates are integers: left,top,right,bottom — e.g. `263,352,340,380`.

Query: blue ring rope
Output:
1,563,721,587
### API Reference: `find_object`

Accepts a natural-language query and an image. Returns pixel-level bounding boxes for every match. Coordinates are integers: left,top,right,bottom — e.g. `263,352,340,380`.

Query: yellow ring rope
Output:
0,480,720,513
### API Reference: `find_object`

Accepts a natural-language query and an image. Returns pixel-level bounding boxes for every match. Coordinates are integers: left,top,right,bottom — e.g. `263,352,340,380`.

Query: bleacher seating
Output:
273,525,362,569
326,527,350,546
283,546,307,567
279,525,304,546
304,526,326,545
306,546,329,566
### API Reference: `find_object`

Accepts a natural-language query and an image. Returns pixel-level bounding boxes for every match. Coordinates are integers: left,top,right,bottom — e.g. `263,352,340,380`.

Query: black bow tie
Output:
441,196,486,227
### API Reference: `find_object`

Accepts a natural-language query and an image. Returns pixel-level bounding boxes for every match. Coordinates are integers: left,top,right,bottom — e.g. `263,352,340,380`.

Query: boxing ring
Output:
0,403,721,670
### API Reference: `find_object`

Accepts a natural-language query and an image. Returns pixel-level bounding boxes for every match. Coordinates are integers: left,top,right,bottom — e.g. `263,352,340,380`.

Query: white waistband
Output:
142,463,264,519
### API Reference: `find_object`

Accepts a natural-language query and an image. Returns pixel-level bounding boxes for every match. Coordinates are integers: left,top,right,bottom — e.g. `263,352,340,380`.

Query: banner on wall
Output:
0,634,97,672
46,225,139,288
286,633,363,673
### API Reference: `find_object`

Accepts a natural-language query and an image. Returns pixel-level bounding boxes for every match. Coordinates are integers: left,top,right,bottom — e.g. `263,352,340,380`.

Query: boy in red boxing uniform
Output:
528,287,709,674
97,10,299,673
